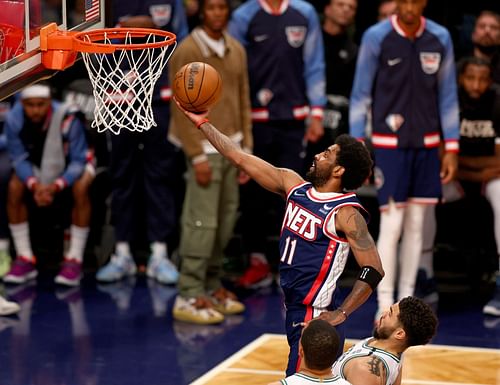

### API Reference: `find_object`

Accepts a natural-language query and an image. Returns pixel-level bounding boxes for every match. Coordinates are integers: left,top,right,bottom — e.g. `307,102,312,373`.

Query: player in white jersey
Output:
333,296,438,385
269,319,352,385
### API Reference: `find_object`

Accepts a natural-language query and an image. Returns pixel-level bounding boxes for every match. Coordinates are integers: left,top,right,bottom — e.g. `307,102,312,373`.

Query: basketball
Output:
173,62,222,113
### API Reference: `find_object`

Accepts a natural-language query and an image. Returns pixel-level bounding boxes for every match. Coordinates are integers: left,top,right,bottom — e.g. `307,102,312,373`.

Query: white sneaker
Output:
172,296,224,325
0,295,20,316
96,254,137,282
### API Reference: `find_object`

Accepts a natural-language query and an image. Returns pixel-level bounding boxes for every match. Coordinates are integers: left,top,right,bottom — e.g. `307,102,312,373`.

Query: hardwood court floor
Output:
190,334,500,385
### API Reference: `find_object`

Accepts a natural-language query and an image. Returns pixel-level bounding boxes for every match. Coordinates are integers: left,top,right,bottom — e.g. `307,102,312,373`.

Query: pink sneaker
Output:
55,259,83,286
3,256,37,284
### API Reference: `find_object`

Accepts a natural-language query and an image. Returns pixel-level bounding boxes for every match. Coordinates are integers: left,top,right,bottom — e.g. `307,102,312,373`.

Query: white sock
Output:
67,225,90,262
116,242,132,259
9,222,34,262
0,239,8,251
398,203,426,299
376,201,404,310
419,205,436,278
150,242,167,260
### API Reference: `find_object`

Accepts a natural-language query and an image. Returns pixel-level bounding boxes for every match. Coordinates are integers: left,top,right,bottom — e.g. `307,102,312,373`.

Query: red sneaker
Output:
236,255,273,289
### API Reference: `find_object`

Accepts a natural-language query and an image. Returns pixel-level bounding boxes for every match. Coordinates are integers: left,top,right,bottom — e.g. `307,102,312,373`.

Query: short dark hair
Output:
457,56,492,76
301,319,340,371
198,0,232,21
398,296,438,347
335,134,373,190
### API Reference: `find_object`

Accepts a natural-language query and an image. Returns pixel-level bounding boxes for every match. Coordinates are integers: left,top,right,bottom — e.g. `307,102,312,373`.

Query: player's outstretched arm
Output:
173,98,304,196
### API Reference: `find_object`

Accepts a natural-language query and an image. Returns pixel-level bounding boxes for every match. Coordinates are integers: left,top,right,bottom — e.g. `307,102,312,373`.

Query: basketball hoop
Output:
40,23,177,134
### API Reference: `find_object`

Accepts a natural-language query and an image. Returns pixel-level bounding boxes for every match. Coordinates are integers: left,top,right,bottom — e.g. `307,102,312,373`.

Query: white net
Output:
79,30,176,134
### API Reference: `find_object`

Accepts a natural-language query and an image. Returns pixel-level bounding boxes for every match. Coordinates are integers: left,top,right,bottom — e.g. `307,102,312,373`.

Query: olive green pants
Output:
177,154,239,298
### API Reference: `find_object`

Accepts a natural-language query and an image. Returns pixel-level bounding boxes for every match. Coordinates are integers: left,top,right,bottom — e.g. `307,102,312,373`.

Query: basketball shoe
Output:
483,276,500,317
173,296,224,325
0,295,20,316
96,253,137,282
55,259,83,286
210,287,245,315
146,255,179,285
3,256,37,284
236,253,273,289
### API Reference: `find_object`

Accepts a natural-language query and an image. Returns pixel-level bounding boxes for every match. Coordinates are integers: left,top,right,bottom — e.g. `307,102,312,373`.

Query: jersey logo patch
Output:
150,4,171,27
285,26,306,48
419,52,441,74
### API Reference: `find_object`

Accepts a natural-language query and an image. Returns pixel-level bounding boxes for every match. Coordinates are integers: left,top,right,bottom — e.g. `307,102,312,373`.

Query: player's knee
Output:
8,174,25,202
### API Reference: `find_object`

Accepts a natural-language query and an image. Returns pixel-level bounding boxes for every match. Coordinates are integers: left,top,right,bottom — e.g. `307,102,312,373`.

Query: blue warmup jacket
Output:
228,0,326,122
5,101,88,189
350,15,460,152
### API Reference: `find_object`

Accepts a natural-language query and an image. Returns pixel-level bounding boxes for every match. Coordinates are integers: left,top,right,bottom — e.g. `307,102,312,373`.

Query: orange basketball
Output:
173,62,222,113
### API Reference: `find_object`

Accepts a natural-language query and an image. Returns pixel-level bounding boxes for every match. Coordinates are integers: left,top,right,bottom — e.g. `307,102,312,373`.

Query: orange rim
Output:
72,28,176,53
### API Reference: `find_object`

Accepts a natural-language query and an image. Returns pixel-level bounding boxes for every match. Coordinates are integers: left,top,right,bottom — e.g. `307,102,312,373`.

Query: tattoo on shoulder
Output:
344,210,372,250
367,355,384,378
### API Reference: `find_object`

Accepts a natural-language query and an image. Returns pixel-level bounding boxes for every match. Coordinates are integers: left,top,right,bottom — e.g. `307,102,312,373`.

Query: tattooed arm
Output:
343,355,389,385
316,205,383,326
173,98,303,197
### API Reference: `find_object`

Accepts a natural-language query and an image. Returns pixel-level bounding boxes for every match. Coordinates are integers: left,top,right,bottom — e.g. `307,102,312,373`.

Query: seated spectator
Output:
2,84,93,287
268,319,348,385
470,11,500,84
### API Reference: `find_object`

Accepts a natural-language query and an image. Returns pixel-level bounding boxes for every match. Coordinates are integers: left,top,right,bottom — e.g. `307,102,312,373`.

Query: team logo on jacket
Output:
419,52,441,74
257,88,274,106
285,26,306,48
283,201,322,240
150,4,171,27
385,114,404,132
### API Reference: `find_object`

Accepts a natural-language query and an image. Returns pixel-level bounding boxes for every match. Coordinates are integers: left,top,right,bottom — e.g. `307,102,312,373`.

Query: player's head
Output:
300,319,340,371
199,0,231,33
378,0,397,21
472,10,500,54
374,296,438,349
306,135,372,190
395,0,427,26
458,56,492,99
20,83,52,124
323,0,357,30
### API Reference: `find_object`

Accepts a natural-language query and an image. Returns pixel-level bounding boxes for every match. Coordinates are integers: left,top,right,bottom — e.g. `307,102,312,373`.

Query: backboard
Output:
0,0,108,101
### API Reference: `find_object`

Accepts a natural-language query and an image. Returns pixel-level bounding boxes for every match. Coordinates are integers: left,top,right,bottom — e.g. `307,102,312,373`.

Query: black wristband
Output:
357,266,383,290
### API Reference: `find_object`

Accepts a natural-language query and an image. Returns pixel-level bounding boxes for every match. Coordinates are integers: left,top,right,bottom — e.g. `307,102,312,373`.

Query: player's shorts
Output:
373,147,441,209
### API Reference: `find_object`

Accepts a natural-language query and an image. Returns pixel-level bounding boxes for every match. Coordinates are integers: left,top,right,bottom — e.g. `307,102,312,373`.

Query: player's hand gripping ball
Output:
173,62,222,113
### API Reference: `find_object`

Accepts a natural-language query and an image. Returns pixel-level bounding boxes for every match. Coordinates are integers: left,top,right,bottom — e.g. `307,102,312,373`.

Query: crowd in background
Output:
0,0,499,324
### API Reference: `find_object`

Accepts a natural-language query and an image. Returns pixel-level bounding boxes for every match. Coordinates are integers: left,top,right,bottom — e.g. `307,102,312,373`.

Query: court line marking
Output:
190,333,500,385
189,334,277,385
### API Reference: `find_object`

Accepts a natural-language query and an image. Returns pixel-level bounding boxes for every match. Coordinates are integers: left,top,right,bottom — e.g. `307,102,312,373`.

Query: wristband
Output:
196,119,210,130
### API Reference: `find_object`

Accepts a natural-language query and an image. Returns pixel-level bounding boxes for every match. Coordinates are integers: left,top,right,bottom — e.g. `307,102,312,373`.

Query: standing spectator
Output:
228,0,326,289
95,0,189,285
333,296,438,385
168,0,252,324
3,84,93,286
310,0,357,157
173,99,384,376
378,0,397,21
350,0,460,318
268,320,350,385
